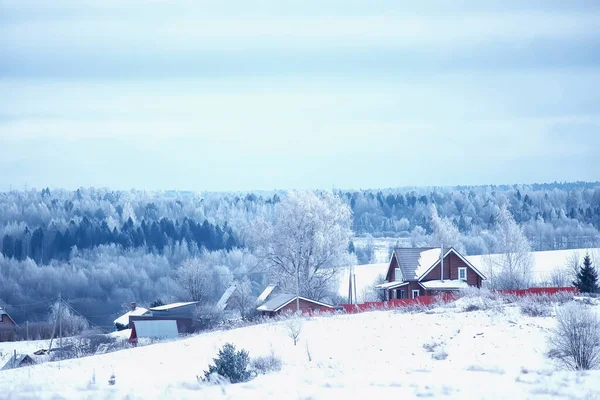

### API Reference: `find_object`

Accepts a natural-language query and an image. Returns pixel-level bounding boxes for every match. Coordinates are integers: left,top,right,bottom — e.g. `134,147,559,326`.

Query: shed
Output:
256,293,334,317
129,320,179,346
2,353,36,370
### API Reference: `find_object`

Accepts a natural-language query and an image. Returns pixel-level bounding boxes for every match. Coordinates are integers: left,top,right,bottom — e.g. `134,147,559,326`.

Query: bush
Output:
250,351,282,375
547,303,600,370
203,343,251,384
518,296,552,317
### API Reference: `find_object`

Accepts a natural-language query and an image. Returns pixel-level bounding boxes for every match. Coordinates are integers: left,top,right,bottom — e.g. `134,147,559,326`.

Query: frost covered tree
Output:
429,205,465,253
251,191,354,301
484,205,534,289
573,254,599,294
177,258,213,302
228,278,256,320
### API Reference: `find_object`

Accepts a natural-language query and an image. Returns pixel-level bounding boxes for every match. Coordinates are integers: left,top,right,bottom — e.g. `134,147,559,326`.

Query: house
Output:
113,302,150,331
129,301,199,334
0,307,16,342
2,353,36,370
128,320,179,346
256,293,335,317
376,247,486,300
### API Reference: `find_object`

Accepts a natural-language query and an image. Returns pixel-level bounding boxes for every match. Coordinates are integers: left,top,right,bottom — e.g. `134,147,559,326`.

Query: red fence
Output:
337,287,578,314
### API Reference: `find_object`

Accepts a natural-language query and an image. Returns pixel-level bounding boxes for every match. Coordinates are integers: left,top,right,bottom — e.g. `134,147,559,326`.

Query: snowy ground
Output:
1,299,599,399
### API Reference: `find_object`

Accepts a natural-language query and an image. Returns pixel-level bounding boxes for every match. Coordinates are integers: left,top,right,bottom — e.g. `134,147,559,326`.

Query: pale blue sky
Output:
1,0,599,191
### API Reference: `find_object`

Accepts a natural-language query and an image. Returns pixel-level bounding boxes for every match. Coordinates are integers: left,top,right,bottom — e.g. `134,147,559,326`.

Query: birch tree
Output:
252,191,354,300
485,205,534,289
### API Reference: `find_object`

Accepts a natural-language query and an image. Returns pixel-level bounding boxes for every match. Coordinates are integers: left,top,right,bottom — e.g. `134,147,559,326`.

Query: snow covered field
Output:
1,299,599,399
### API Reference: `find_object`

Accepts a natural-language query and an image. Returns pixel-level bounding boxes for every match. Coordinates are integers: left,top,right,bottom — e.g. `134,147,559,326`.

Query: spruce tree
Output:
573,255,599,294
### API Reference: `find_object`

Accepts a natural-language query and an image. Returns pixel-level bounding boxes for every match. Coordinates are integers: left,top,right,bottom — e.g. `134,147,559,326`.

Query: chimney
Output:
131,302,136,311
440,241,444,283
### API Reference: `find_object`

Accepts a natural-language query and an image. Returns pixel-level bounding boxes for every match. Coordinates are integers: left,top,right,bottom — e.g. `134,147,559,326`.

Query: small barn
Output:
128,320,179,346
0,307,17,342
129,301,199,334
256,293,334,317
2,353,36,370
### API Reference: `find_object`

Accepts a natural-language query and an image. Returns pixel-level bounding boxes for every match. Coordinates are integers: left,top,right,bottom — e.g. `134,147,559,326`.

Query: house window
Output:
400,289,405,299
394,268,401,282
412,290,420,299
458,267,467,281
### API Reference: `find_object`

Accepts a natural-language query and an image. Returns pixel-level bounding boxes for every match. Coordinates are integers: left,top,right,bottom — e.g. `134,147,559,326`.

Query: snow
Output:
113,307,149,327
1,301,599,399
413,248,443,279
420,280,469,290
375,281,409,290
150,302,199,311
337,263,388,302
256,284,277,305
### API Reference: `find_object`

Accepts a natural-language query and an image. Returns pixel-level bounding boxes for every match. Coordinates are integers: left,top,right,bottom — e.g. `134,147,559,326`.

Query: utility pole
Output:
26,321,29,341
59,294,63,350
295,265,300,312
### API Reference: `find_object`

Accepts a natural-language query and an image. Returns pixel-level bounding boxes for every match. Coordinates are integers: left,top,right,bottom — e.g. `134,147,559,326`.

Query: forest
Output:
0,182,599,329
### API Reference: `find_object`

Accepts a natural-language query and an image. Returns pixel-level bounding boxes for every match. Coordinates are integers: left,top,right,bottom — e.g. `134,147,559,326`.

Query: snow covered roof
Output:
216,285,237,311
419,280,469,290
256,284,277,305
392,247,440,280
256,294,334,312
130,320,179,340
149,302,199,311
375,281,410,290
113,307,149,326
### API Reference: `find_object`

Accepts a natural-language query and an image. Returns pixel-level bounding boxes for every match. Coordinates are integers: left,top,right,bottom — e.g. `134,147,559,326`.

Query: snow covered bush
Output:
547,303,600,370
203,343,251,384
194,304,225,331
250,350,282,375
518,296,552,317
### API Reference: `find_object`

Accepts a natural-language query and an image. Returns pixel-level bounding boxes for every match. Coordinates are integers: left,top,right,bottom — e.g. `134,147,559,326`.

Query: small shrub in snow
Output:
464,304,481,312
285,317,303,346
422,341,440,353
518,297,552,317
250,350,282,375
547,302,600,370
203,343,251,384
432,348,448,360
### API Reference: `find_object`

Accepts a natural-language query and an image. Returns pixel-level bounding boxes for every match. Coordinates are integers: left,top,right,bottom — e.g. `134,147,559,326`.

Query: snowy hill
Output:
0,300,599,399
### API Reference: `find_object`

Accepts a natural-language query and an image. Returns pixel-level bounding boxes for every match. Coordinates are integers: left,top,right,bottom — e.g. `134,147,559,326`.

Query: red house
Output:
0,307,17,342
376,247,486,300
256,293,334,317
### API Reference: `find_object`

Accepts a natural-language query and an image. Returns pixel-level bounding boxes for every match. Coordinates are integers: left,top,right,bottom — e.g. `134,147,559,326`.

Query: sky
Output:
1,0,599,192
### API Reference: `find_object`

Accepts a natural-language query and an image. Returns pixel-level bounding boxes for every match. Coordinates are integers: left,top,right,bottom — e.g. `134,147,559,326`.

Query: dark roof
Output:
393,247,436,281
256,294,334,312
2,354,36,370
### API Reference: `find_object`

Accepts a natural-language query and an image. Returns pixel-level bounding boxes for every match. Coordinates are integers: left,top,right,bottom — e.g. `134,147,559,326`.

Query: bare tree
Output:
484,205,533,289
177,258,212,302
548,303,600,370
285,317,303,346
229,279,256,320
251,191,354,301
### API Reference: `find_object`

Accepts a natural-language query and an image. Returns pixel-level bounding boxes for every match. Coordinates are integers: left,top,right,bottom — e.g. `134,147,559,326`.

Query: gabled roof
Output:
149,301,199,311
216,285,238,311
256,284,277,305
0,307,16,325
2,354,36,370
417,248,487,281
256,294,334,312
113,307,149,326
391,247,438,281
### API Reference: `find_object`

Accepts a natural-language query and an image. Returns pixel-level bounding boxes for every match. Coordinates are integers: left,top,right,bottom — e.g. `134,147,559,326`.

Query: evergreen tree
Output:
573,254,599,294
